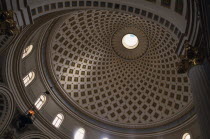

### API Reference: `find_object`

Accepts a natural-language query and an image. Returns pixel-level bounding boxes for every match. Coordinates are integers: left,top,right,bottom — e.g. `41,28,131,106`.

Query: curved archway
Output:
0,84,15,135
18,131,50,139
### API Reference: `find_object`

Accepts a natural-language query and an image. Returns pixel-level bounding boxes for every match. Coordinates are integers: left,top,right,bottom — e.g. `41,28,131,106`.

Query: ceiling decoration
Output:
47,10,193,128
0,85,15,134
112,26,148,60
0,94,8,125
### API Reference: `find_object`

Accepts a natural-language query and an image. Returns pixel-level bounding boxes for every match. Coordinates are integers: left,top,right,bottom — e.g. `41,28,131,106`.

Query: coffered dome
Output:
46,9,193,129
2,0,208,138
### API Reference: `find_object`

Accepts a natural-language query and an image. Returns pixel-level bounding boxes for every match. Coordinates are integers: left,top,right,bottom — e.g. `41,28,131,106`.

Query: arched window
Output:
74,128,85,139
182,133,191,139
52,113,64,128
22,45,33,59
34,95,46,110
23,71,35,87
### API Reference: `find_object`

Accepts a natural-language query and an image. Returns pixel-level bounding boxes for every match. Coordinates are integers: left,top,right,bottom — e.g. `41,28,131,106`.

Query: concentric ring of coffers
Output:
46,9,192,129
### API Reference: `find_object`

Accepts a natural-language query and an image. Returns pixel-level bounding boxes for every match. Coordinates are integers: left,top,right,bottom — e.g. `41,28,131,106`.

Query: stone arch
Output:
0,84,15,134
18,131,50,139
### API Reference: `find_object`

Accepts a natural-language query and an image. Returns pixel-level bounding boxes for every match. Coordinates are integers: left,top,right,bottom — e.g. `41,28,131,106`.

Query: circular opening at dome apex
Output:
122,34,139,49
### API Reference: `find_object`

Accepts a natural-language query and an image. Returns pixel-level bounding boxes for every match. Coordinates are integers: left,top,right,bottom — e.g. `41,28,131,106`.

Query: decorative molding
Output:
5,17,63,139
176,41,204,74
17,131,50,139
0,10,20,36
0,83,15,135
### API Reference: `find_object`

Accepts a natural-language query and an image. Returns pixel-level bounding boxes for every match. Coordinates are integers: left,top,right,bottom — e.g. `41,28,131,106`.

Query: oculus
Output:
122,34,139,49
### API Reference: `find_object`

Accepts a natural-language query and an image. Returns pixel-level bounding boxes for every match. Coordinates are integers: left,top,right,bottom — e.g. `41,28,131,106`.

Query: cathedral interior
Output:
0,0,210,139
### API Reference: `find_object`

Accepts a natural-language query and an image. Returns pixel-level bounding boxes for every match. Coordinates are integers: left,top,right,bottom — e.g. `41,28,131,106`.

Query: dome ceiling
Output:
46,10,193,129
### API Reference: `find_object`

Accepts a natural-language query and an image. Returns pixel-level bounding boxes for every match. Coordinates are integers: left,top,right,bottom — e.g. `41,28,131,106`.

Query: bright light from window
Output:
34,95,46,110
52,113,64,128
102,137,109,139
122,34,139,49
74,128,85,139
22,45,33,59
23,71,35,87
182,133,191,139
